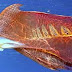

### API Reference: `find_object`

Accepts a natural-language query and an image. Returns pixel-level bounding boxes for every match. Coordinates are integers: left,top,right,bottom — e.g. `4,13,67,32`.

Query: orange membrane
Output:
0,4,72,70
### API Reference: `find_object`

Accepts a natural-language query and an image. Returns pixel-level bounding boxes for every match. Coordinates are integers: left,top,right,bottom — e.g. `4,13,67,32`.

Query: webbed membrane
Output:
0,4,72,70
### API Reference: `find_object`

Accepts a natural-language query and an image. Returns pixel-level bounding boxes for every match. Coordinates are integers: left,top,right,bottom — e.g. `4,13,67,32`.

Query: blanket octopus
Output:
0,4,72,70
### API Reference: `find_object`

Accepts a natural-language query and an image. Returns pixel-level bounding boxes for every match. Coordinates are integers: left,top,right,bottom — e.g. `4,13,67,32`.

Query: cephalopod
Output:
0,4,72,70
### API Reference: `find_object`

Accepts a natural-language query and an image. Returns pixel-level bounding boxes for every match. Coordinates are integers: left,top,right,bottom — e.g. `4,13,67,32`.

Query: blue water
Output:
0,0,72,72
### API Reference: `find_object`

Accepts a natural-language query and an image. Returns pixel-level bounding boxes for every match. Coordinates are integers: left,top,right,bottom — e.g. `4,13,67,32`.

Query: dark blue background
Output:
0,0,72,72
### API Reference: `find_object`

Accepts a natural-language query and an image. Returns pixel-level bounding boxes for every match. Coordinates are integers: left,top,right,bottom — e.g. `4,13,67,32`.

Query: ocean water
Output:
0,0,72,72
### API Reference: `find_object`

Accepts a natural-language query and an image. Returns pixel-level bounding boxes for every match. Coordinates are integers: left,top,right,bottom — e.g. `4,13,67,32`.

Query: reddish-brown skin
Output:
0,4,72,70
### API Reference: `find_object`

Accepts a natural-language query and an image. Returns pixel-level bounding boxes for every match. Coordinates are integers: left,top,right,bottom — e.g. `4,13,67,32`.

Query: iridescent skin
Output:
0,4,72,70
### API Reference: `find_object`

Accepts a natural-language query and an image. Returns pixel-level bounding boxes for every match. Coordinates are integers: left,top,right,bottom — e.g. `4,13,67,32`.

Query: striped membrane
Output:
32,24,72,39
41,25,51,38
61,26,72,35
49,24,60,36
32,29,38,39
36,27,43,38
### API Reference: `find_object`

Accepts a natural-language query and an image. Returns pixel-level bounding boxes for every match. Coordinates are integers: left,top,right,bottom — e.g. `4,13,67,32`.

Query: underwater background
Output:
0,0,72,72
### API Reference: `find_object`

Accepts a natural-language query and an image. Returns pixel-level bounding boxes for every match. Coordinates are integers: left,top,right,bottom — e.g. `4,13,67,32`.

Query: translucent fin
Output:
0,37,25,49
1,43,24,49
